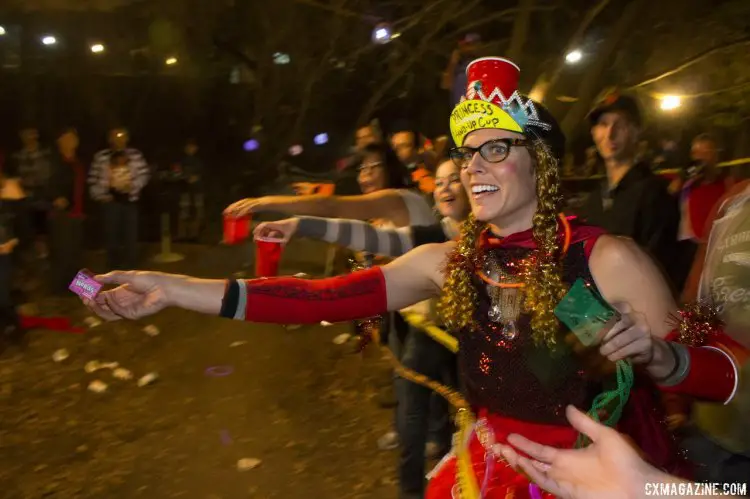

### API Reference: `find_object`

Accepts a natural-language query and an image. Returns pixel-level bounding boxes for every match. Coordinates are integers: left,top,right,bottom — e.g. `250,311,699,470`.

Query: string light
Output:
42,35,57,46
165,56,178,66
565,50,582,64
372,23,393,44
244,139,259,152
90,43,105,54
313,133,328,145
0,26,6,36
660,95,682,111
273,52,290,65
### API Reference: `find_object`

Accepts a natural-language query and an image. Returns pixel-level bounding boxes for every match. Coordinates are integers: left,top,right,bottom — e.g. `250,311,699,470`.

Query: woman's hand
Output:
598,303,654,365
82,271,172,321
253,218,300,244
500,405,658,499
224,197,273,217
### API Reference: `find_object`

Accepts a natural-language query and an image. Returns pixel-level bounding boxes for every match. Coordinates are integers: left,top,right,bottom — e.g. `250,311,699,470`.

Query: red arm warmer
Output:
659,330,743,404
223,267,388,324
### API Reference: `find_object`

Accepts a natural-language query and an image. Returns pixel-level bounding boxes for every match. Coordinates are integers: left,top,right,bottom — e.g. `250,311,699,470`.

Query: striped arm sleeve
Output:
296,216,415,257
88,153,110,202
128,150,150,200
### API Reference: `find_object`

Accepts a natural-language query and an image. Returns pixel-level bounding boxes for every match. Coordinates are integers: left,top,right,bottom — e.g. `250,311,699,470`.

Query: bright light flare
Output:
565,50,582,64
660,95,682,111
42,35,57,46
0,26,6,36
372,23,393,44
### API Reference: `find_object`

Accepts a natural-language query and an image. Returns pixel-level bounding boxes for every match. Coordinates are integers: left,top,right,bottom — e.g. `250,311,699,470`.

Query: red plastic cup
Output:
223,215,251,245
255,237,284,277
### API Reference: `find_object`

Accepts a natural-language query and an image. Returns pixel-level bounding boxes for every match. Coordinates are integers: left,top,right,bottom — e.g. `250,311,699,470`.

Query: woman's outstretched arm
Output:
85,243,450,324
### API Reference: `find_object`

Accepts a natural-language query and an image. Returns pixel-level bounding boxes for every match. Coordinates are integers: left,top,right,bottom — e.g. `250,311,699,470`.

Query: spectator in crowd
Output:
680,178,750,485
48,128,86,293
577,91,680,291
441,33,480,107
335,122,384,196
390,128,436,195
10,126,52,259
653,138,680,170
176,139,204,241
355,121,381,152
673,133,733,291
0,172,22,353
89,127,150,270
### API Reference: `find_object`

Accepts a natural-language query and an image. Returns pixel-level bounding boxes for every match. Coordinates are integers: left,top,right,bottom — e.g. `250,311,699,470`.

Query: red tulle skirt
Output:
425,384,690,499
425,411,578,499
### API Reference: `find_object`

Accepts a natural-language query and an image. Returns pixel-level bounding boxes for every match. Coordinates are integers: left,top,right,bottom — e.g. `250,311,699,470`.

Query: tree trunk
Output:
559,0,647,139
506,0,534,64
529,0,611,103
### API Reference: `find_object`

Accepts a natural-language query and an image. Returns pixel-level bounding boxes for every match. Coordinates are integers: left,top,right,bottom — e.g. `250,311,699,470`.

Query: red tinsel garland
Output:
669,302,724,347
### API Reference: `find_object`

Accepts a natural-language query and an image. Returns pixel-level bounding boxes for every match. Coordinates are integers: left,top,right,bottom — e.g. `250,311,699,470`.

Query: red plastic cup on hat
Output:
254,236,284,277
465,57,520,104
223,215,251,245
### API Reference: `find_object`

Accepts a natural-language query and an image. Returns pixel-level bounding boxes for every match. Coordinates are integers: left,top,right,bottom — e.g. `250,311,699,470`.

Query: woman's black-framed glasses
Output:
358,161,383,174
449,138,528,168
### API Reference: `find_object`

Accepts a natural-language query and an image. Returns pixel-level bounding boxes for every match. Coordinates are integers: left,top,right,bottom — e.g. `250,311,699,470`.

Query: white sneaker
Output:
377,431,400,450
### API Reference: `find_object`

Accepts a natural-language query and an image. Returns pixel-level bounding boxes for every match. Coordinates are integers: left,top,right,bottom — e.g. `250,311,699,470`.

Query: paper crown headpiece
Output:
449,57,550,146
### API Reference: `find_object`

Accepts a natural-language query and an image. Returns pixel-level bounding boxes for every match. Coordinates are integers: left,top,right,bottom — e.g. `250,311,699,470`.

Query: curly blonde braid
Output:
439,214,484,332
438,140,568,347
524,141,567,346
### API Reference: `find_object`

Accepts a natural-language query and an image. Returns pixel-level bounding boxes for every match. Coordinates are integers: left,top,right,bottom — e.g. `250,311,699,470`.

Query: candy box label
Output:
69,271,102,299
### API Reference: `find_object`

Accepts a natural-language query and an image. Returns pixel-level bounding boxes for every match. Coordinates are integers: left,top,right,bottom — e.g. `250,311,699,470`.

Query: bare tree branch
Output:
507,0,534,63
284,0,350,149
447,5,556,38
681,80,750,98
529,0,610,102
560,0,647,137
357,0,484,123
628,35,750,89
292,0,363,18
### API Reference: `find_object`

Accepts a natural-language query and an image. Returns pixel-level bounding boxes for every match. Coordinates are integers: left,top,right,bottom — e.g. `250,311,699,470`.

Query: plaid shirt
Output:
88,148,150,202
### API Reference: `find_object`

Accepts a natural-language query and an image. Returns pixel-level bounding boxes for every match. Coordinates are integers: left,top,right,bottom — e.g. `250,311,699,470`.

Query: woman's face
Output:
458,128,537,227
357,152,388,194
434,160,469,220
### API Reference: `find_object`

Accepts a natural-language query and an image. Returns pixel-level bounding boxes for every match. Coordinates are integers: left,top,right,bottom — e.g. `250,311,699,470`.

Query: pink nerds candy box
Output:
69,269,102,300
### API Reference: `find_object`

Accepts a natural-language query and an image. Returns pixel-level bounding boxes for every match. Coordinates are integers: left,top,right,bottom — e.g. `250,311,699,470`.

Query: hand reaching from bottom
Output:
82,271,171,321
500,405,658,499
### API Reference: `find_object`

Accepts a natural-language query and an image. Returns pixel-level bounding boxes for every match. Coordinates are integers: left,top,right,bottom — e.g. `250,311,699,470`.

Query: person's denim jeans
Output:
390,318,456,496
48,212,84,293
0,254,11,309
103,202,138,270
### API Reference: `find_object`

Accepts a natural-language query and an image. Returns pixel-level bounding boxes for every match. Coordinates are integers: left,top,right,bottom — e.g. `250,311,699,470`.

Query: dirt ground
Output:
0,239,399,499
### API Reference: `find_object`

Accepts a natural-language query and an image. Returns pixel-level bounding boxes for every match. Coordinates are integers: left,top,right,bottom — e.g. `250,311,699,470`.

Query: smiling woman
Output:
83,57,740,499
